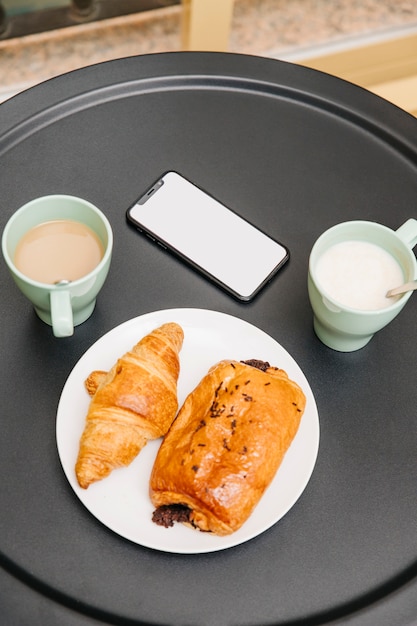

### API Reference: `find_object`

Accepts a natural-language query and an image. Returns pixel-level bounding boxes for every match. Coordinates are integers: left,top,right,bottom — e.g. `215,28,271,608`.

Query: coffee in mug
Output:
2,195,113,338
14,219,104,284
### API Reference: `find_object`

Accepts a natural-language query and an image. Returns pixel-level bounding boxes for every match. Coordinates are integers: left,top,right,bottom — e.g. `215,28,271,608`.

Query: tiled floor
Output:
1,0,417,103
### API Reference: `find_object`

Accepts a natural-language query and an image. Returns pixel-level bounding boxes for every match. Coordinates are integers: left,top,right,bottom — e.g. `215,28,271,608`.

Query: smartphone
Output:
126,171,289,301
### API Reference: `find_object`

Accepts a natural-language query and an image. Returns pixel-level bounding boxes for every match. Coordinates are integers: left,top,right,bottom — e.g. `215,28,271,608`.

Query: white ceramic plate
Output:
56,308,320,553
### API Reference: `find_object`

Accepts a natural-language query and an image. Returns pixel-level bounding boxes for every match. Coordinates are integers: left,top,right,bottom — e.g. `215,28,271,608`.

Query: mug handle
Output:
396,218,417,249
50,290,74,337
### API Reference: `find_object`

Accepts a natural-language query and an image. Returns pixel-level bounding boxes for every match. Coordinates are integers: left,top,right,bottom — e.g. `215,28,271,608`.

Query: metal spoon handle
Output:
386,279,417,297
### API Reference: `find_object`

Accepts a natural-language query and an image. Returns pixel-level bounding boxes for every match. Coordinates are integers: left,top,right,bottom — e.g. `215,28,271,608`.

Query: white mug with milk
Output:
308,219,417,351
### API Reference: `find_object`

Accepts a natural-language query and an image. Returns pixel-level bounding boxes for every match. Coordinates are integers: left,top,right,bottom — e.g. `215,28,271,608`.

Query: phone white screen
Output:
127,172,288,300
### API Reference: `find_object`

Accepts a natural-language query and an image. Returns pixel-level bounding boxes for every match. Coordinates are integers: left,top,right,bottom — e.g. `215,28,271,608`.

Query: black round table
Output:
1,52,417,626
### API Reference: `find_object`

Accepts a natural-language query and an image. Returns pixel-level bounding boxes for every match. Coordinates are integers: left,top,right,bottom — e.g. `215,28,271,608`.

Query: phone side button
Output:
157,241,167,250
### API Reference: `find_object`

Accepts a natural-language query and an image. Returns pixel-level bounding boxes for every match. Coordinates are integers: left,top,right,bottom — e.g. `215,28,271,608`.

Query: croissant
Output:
75,322,184,489
150,359,305,535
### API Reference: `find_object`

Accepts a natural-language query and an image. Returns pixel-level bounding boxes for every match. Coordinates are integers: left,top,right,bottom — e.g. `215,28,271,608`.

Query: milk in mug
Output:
315,240,403,310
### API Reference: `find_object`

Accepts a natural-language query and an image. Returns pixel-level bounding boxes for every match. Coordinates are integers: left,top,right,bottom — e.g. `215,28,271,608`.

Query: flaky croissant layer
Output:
150,359,306,535
75,322,184,489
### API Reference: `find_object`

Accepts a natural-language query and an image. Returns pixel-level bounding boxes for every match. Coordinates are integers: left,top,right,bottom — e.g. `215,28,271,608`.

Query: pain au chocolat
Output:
75,322,184,489
150,358,306,535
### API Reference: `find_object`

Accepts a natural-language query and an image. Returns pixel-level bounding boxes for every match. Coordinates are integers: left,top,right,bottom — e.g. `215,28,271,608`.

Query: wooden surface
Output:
299,31,417,117
181,0,235,51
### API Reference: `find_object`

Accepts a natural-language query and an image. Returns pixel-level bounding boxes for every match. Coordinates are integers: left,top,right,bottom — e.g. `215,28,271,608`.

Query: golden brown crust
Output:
75,322,184,489
150,359,306,535
85,370,107,396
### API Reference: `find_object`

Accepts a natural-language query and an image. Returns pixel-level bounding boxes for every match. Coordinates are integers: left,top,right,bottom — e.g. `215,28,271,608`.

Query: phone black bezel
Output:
126,170,290,302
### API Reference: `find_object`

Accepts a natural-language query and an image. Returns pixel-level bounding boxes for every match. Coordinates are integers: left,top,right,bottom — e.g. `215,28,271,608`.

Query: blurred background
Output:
1,0,417,114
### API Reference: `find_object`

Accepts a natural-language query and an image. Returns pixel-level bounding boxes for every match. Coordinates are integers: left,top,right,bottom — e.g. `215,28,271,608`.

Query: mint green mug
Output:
2,195,113,337
308,219,417,352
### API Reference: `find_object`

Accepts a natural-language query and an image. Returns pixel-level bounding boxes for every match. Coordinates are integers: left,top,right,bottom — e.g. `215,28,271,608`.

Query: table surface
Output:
1,51,417,626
